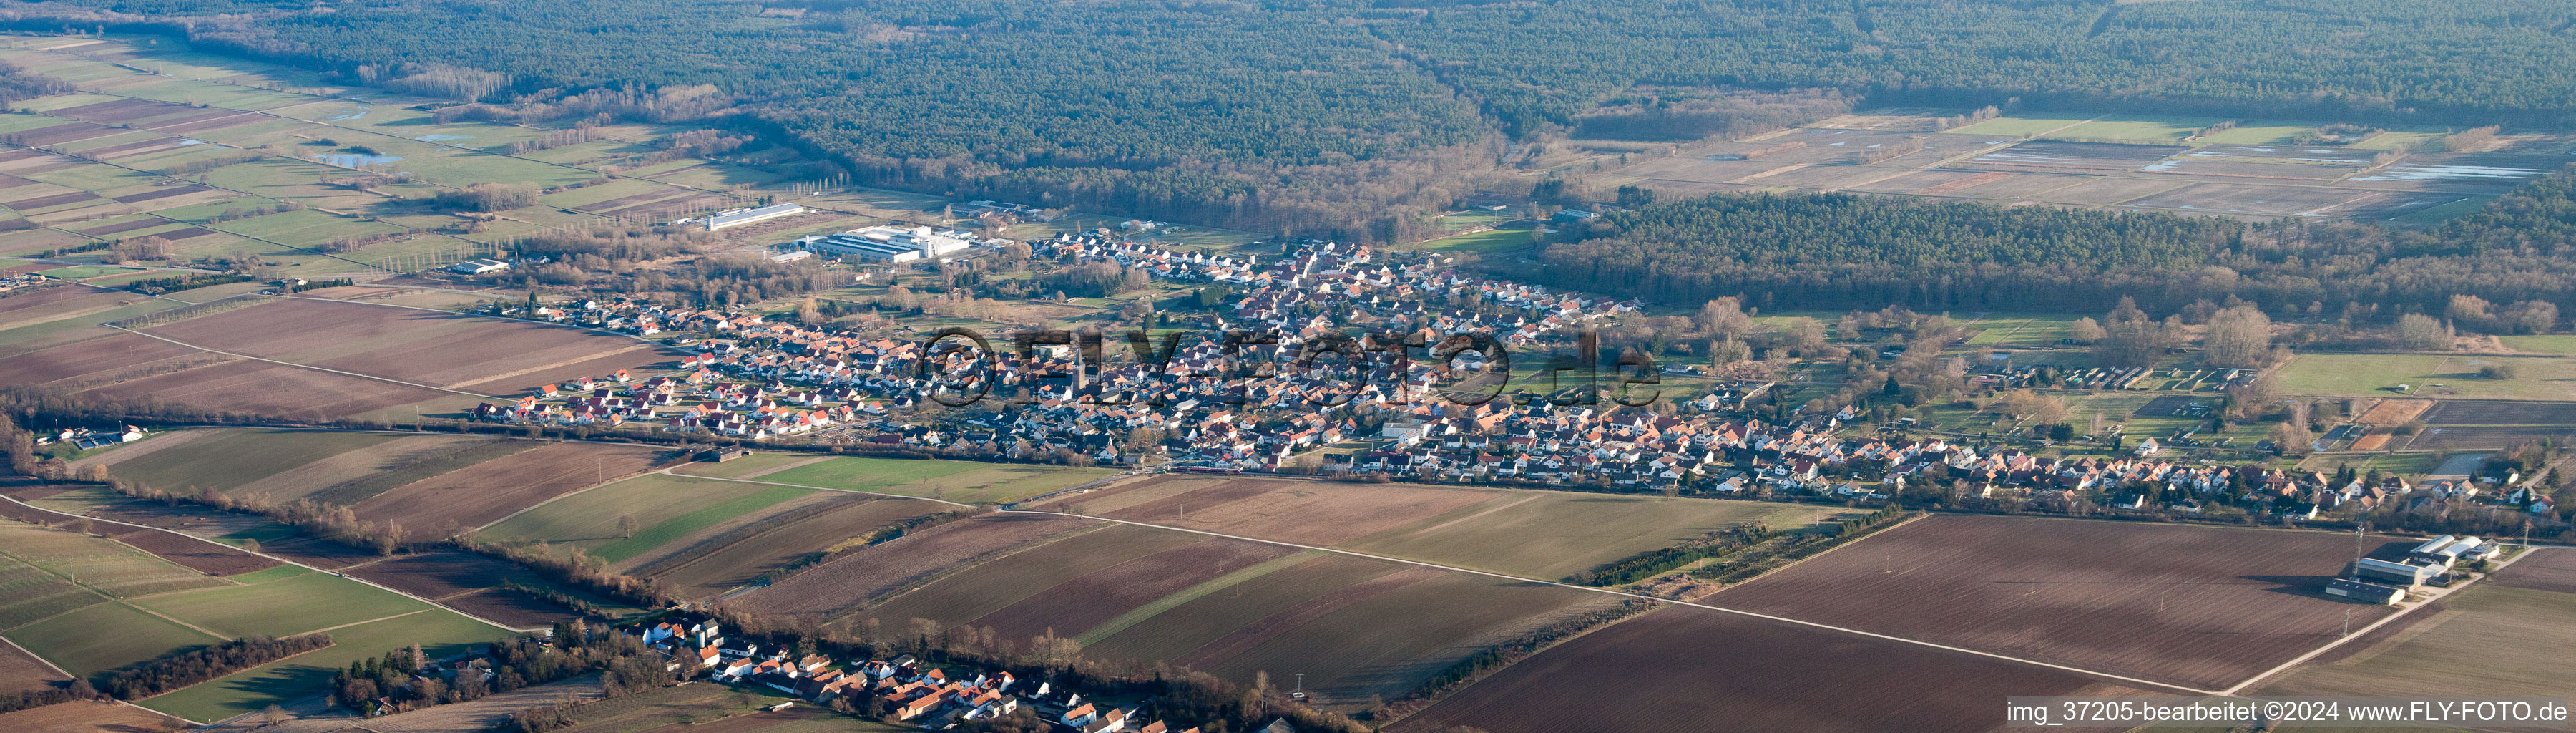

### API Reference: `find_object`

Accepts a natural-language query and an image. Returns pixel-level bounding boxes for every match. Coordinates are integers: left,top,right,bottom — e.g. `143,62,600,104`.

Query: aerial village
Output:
464,230,2557,526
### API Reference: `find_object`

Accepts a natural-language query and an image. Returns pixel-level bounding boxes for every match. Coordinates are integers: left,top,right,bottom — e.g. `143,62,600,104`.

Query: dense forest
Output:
1545,170,2576,314
11,0,2576,236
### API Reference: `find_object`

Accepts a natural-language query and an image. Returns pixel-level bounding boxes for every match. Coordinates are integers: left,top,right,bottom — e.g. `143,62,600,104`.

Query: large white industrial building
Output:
792,225,974,263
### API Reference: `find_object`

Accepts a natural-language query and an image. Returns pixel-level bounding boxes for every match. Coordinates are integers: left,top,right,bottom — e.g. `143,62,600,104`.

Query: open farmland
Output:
737,513,1094,618
687,455,1119,504
0,700,175,733
0,638,69,696
1393,607,2158,733
142,298,685,394
1603,112,2533,223
1341,490,1848,579
98,524,278,576
479,472,809,564
0,518,228,600
351,441,670,535
2418,399,2576,425
1050,476,1846,578
966,538,1299,643
2277,353,2576,400
0,331,198,385
637,495,944,599
1713,515,2404,690
74,428,403,496
852,524,1203,631
1069,476,1498,545
2249,574,2576,703
345,552,586,628
135,608,509,722
83,359,457,422
1199,572,1614,709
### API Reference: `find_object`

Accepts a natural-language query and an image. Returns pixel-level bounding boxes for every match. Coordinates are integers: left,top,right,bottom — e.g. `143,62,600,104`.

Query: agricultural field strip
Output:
0,538,233,641
0,142,413,275
278,294,675,352
0,633,172,722
2216,545,2568,696
468,459,687,533
0,493,546,632
103,323,503,399
671,470,2221,696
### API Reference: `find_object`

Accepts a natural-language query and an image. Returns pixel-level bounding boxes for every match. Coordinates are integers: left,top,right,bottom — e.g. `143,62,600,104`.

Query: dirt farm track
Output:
1712,515,2402,690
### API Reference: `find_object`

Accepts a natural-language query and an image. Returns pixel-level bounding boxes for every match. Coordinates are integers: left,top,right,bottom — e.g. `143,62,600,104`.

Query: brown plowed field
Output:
1167,565,1441,669
352,442,666,533
442,587,579,628
145,298,681,393
1712,515,2396,689
646,497,944,598
972,539,1298,641
0,700,168,733
104,527,278,576
83,359,450,420
2356,398,2433,424
2489,548,2576,595
348,552,531,600
1392,607,2156,733
740,513,1091,618
1093,476,1495,545
260,535,377,569
0,640,68,696
0,333,196,384
2421,399,2576,425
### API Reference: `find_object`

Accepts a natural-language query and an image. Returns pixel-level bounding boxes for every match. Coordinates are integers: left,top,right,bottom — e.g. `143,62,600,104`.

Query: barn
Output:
2326,578,2404,606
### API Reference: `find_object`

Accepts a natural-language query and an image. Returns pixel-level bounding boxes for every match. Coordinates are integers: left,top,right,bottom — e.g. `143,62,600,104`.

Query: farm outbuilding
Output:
2356,557,2443,586
2326,578,2404,606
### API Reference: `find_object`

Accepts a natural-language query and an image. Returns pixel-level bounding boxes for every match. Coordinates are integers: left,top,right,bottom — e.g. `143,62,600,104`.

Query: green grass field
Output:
480,474,812,562
2190,121,2327,146
1419,225,1535,255
2051,114,2228,143
5,601,222,679
2276,353,2576,400
1340,491,1848,579
135,609,510,722
1949,113,2096,137
133,570,431,639
0,520,229,599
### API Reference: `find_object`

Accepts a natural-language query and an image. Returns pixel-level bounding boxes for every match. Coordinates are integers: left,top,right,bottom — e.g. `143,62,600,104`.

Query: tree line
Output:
1543,173,2576,319
108,634,333,700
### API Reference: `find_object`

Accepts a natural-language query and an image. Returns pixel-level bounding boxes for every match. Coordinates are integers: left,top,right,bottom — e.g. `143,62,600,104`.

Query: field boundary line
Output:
0,632,198,724
101,324,504,399
468,458,678,533
670,471,2220,695
0,494,543,634
287,608,429,639
0,543,230,641
2216,544,2565,696
1693,513,1929,596
1073,548,1321,646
